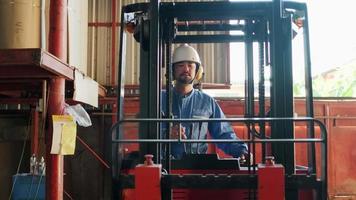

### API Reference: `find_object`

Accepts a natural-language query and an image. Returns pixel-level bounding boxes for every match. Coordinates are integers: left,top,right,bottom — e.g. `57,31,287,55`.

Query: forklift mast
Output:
112,1,327,200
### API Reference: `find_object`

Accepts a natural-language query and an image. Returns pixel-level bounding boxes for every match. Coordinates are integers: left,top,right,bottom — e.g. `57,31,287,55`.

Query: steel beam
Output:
173,35,245,43
0,49,74,80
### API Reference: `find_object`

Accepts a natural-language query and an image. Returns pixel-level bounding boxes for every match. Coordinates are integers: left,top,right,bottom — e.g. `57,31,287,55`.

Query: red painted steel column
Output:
258,157,285,200
111,0,116,86
111,0,117,124
135,155,162,200
46,0,67,200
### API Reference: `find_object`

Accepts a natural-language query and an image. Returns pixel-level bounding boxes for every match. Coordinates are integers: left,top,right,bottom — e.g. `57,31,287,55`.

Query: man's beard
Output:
176,74,194,84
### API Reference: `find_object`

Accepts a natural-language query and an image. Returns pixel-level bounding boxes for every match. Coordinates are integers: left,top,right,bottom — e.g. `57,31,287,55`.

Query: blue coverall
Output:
162,89,248,159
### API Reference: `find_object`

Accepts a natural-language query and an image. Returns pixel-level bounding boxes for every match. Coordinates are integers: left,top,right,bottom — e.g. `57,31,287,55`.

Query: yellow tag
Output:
51,115,77,155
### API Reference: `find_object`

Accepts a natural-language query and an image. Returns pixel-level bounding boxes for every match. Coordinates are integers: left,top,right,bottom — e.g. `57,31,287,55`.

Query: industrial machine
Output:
111,1,327,199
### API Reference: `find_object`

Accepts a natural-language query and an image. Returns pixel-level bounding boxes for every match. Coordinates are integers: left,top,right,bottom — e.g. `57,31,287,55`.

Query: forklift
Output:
111,1,327,199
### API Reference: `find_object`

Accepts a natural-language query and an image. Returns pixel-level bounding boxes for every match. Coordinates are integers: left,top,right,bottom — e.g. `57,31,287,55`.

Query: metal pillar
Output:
139,0,160,162
302,6,316,174
111,0,118,124
111,0,117,86
270,0,296,199
148,0,160,162
270,0,294,171
46,0,67,199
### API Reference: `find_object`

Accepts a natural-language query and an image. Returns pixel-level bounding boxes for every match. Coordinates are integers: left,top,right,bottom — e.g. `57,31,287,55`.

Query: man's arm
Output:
208,101,248,158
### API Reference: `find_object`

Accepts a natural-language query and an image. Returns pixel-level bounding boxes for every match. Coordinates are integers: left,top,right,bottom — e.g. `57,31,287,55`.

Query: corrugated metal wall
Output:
196,43,230,84
88,0,229,86
88,0,112,85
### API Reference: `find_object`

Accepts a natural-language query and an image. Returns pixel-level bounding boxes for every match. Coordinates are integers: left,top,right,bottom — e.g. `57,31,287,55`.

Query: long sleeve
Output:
208,100,248,158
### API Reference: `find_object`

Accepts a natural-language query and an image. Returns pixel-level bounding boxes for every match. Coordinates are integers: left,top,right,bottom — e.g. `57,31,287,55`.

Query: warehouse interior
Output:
0,0,356,200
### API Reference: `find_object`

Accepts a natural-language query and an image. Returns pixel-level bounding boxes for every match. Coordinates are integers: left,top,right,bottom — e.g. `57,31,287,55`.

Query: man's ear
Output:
195,65,204,81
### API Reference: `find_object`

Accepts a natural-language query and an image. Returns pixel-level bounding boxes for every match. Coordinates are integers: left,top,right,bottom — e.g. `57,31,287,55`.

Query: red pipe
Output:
77,136,110,169
46,0,67,200
111,0,116,86
111,0,118,124
112,103,118,124
88,22,120,27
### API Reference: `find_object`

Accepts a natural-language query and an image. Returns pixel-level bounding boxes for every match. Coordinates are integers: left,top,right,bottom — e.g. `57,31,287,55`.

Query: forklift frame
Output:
113,1,327,200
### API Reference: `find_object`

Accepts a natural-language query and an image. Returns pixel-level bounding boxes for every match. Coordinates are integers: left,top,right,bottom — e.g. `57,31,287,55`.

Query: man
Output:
163,44,248,159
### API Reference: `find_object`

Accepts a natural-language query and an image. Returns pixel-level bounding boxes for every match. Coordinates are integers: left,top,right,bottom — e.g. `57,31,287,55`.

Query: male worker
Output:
163,44,248,159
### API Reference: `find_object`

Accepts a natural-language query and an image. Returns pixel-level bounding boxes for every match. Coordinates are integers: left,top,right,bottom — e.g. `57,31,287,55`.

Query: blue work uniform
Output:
162,89,248,159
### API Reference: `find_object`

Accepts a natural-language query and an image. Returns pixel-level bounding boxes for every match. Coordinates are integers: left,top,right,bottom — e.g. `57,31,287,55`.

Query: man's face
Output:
173,61,197,84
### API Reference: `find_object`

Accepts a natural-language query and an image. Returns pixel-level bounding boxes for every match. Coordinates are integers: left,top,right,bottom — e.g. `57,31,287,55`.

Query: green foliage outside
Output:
294,59,356,97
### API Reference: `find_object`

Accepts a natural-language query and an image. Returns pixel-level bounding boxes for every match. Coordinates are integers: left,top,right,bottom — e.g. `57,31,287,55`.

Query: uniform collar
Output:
174,88,195,98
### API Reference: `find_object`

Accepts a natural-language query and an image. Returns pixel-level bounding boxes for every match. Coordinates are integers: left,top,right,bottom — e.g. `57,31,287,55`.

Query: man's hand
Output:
170,124,187,139
239,153,253,164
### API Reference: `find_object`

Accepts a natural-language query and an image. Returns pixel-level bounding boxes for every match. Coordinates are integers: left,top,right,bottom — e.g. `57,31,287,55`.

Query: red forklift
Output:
111,1,327,199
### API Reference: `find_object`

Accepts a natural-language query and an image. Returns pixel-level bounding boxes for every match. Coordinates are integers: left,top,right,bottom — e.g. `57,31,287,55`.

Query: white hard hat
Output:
172,44,204,82
172,44,201,66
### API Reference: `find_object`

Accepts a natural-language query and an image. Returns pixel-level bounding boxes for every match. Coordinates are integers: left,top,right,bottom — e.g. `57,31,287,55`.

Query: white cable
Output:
8,114,32,200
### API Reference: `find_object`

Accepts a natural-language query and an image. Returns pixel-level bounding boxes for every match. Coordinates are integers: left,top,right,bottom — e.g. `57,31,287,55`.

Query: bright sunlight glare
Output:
230,0,356,82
